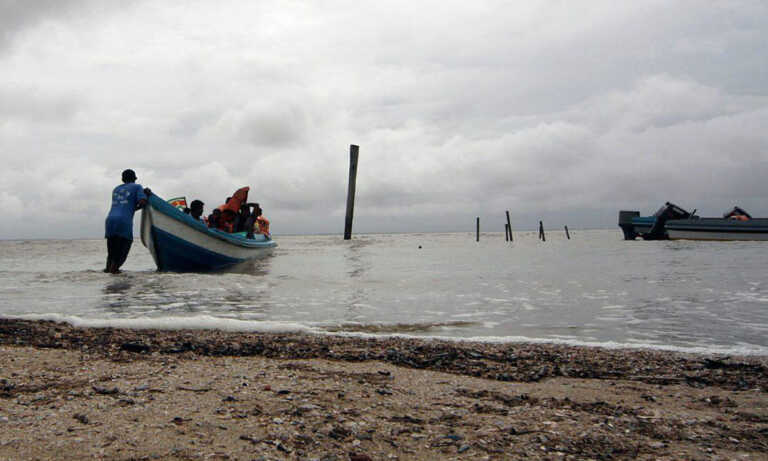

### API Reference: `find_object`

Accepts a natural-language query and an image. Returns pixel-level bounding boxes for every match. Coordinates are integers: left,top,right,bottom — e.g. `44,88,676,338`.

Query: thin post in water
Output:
539,220,546,242
505,224,509,241
343,144,359,240
565,225,571,240
476,217,480,242
505,210,513,242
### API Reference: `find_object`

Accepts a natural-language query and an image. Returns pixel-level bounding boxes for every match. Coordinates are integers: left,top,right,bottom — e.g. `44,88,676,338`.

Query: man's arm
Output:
135,187,151,210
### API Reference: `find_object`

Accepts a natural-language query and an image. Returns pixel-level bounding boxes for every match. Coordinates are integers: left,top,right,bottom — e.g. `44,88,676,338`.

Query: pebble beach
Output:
1,318,767,460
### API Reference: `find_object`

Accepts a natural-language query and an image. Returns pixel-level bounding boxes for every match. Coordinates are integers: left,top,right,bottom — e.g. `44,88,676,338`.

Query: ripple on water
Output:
1,232,768,354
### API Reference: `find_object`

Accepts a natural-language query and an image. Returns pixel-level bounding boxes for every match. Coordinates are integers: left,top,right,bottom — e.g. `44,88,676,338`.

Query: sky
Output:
1,0,767,239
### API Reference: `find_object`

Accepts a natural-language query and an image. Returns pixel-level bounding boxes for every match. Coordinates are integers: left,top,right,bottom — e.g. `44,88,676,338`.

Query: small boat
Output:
140,194,276,272
618,202,692,240
666,207,768,241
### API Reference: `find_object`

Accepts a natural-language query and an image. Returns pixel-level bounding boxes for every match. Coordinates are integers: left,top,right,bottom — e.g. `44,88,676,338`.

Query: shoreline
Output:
1,318,767,459
11,313,768,358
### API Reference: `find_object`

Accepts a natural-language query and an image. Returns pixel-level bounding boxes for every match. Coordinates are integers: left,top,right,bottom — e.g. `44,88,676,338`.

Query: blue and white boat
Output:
140,194,276,272
666,212,768,241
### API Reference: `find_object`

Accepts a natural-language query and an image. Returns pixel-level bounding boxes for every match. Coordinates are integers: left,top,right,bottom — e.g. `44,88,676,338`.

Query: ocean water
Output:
1,230,768,355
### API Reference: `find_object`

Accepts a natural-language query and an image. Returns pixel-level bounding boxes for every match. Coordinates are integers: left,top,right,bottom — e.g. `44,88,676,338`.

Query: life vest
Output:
214,187,250,233
217,187,250,214
216,210,236,232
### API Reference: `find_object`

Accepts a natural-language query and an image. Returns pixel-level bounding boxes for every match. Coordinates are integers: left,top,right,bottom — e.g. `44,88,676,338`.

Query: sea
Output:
1,230,767,356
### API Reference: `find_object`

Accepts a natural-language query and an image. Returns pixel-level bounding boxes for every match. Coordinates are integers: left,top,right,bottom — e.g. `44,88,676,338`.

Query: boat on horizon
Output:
140,194,276,272
619,204,768,241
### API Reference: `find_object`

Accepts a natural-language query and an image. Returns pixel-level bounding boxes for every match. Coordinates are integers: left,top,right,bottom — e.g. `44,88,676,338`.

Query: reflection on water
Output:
97,254,276,317
103,279,132,295
223,253,275,276
343,238,372,319
2,232,768,354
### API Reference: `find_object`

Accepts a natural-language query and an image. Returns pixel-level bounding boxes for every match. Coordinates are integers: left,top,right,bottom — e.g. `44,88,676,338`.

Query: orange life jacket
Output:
216,210,236,232
217,186,250,214
214,187,250,233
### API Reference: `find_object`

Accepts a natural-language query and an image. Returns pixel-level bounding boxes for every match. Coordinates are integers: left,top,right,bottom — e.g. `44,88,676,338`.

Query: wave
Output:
8,313,768,356
10,313,314,333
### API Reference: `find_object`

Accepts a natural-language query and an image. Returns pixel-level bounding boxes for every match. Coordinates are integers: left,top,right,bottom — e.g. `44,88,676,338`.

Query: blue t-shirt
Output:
105,183,147,240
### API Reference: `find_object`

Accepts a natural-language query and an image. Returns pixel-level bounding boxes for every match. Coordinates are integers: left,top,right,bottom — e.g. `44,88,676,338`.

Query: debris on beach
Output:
0,318,766,460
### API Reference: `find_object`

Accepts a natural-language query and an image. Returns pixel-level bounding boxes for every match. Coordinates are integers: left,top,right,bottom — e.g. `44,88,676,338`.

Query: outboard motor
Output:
618,210,640,240
643,202,691,240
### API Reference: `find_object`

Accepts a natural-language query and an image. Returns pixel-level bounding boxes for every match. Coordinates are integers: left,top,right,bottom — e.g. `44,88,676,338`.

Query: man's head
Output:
121,169,137,183
212,209,221,217
190,200,204,219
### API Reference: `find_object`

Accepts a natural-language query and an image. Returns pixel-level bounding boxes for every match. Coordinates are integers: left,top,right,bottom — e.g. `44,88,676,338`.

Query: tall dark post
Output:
505,211,513,242
343,145,359,240
539,221,546,242
505,224,509,241
476,217,480,242
565,225,571,240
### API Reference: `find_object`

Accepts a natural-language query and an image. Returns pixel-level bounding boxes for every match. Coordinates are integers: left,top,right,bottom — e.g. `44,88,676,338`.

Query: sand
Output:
1,319,767,460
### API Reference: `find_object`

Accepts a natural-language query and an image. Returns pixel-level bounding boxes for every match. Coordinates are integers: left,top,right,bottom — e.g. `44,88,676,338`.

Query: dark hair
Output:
190,200,204,210
122,169,137,182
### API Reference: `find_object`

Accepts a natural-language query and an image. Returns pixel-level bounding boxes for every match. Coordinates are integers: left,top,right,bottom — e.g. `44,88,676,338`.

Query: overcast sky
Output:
1,1,767,239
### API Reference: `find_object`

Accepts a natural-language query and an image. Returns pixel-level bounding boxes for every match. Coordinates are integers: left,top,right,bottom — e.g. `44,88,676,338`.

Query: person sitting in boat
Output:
207,208,221,229
217,210,236,232
215,186,250,233
190,200,206,223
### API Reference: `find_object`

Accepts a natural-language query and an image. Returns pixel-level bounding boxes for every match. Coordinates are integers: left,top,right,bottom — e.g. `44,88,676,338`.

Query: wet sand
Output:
1,319,767,460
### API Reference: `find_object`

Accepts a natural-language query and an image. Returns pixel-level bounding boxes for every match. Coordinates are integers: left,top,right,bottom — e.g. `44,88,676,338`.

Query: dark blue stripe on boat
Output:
151,226,244,272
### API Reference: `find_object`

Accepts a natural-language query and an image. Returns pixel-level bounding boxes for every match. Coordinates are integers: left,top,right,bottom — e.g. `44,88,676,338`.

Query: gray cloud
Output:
1,1,767,239
0,0,91,52
0,84,80,122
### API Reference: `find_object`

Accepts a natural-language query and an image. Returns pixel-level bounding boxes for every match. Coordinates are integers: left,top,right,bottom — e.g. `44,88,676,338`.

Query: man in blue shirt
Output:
104,169,148,274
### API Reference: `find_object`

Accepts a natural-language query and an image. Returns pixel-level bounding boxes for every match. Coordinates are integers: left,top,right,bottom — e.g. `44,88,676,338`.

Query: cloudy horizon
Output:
1,1,767,239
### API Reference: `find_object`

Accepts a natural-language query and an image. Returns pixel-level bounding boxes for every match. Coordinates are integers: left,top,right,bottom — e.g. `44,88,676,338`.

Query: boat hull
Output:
141,195,276,272
666,218,768,241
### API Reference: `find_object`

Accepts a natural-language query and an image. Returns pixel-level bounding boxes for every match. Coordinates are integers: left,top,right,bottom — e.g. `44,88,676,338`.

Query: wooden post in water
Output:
476,217,480,242
505,224,509,241
505,211,513,242
343,145,359,240
539,221,546,242
565,225,571,240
